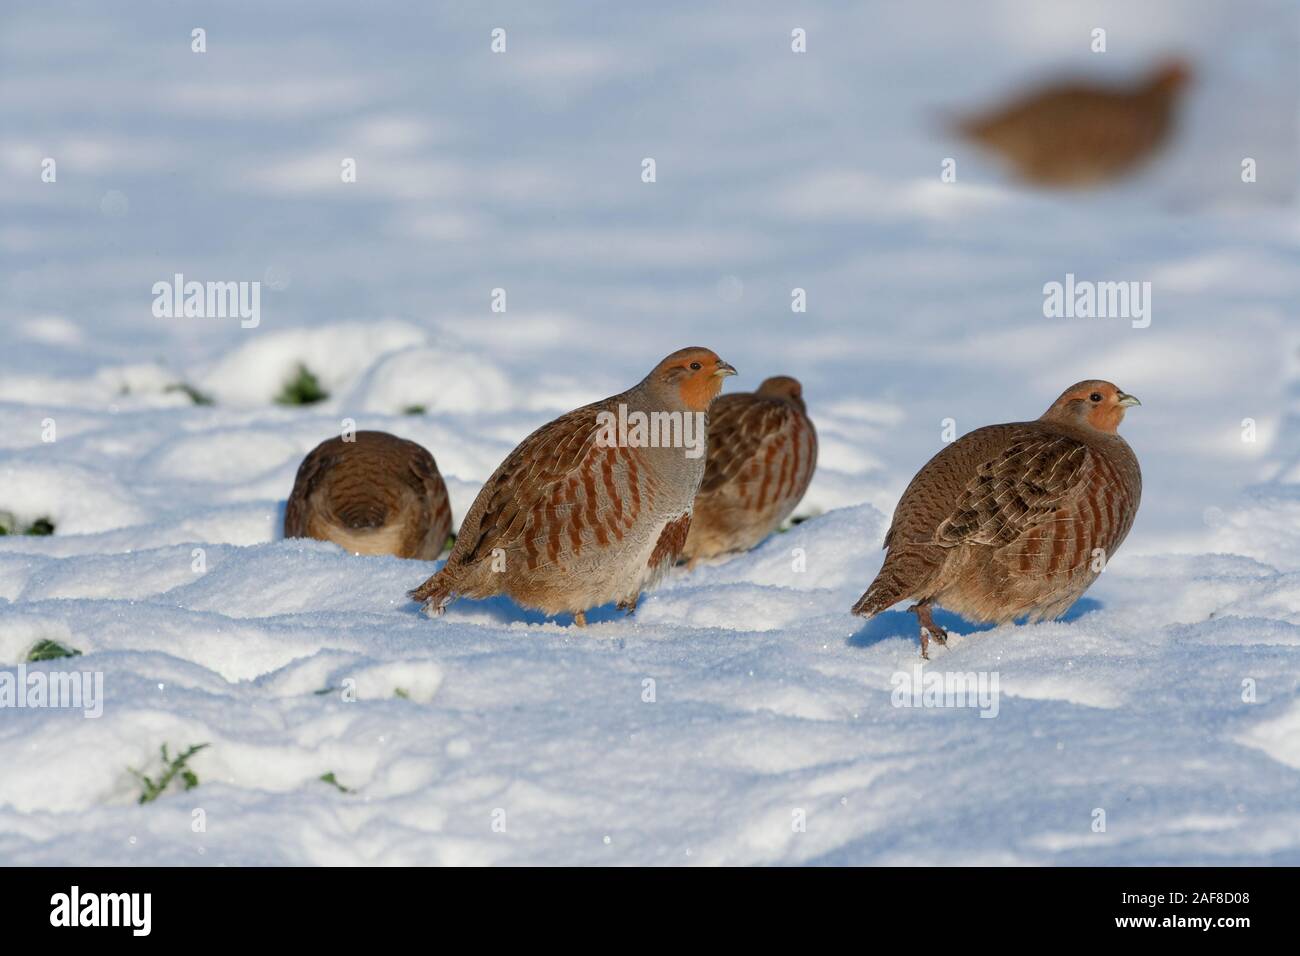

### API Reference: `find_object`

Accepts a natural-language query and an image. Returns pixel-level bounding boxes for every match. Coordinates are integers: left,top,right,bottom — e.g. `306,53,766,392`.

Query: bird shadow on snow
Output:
846,597,1102,649
398,592,631,629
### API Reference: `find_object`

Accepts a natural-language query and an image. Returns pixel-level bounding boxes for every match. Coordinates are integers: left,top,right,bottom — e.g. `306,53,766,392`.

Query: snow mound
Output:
0,460,149,534
345,347,519,415
196,321,427,406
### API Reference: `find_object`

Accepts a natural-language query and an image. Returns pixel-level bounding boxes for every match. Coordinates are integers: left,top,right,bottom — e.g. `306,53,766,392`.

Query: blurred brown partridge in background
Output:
955,59,1192,187
681,376,817,565
852,381,1142,657
409,347,736,625
285,431,452,560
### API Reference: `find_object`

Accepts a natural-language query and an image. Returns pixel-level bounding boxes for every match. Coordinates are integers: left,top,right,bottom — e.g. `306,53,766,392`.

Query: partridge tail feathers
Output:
851,572,907,618
853,546,938,618
334,498,389,530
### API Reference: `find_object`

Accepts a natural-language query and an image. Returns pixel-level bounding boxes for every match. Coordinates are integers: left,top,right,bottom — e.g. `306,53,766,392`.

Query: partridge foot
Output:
909,602,948,659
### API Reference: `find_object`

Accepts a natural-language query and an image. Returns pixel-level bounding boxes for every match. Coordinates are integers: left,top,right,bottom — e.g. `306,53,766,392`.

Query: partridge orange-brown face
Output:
651,347,737,411
1041,380,1141,434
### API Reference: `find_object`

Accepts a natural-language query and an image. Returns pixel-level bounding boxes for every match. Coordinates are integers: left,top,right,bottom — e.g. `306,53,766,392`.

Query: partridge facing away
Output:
681,376,817,565
409,347,737,625
852,381,1141,657
955,59,1191,187
284,431,452,560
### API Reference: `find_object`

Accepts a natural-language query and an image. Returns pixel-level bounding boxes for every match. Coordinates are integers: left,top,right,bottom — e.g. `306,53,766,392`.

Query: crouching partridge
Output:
284,431,452,560
681,376,817,564
852,381,1141,657
409,347,737,625
955,59,1191,187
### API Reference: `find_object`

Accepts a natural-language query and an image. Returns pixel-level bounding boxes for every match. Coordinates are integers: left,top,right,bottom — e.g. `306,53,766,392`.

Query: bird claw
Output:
910,603,947,658
919,625,947,659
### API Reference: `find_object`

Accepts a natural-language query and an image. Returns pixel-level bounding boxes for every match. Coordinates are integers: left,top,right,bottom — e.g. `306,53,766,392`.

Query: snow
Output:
1,0,1299,865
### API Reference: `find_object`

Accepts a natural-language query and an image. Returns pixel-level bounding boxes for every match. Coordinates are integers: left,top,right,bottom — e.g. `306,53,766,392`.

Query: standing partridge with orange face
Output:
409,347,737,625
285,430,453,560
681,376,817,565
955,59,1191,187
852,381,1141,657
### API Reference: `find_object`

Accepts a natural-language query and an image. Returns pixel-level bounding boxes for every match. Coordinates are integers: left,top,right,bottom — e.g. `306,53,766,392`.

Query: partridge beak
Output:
1117,392,1141,407
714,361,738,378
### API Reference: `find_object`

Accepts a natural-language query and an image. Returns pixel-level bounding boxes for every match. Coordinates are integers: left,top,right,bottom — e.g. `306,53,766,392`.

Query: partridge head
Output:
1040,379,1142,432
640,347,738,412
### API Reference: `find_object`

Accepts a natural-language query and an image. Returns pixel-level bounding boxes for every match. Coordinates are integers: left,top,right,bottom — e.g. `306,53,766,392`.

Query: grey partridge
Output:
409,347,737,625
955,59,1191,187
852,381,1142,657
284,431,452,560
681,376,817,565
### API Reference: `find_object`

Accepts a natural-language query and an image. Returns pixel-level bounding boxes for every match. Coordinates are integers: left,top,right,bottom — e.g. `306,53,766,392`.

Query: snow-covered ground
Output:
1,1,1298,864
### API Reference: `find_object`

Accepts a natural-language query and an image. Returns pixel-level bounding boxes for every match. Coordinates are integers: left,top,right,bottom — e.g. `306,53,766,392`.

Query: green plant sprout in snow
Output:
130,743,210,805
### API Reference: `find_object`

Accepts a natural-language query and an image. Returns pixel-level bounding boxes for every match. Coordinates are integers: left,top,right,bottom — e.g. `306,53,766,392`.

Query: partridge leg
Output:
908,601,947,659
617,594,639,615
573,610,587,628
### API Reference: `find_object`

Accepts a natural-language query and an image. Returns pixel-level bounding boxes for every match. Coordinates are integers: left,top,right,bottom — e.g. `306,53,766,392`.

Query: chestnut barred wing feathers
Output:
934,433,1092,548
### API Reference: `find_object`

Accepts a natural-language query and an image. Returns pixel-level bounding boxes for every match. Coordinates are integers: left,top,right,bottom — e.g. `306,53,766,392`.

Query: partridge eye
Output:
1089,392,1103,402
689,362,702,371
